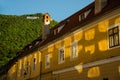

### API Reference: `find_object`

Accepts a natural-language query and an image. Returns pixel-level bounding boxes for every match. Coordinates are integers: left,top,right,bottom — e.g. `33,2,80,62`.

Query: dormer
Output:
54,28,58,35
53,23,66,35
95,0,108,14
79,9,92,22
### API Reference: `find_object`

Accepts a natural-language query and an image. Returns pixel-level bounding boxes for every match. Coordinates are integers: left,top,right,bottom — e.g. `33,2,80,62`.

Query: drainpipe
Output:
40,61,42,80
38,50,42,80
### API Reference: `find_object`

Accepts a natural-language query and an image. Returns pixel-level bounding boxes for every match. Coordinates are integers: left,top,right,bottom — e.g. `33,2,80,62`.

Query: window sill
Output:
108,45,120,50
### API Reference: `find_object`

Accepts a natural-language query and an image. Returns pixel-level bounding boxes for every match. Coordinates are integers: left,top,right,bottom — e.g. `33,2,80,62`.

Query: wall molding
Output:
53,56,120,74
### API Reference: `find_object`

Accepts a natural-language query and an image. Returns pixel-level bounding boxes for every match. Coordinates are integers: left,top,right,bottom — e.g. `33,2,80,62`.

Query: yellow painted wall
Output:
6,50,41,80
7,64,17,80
40,15,120,74
6,9,120,80
16,60,22,80
52,61,120,80
22,51,41,80
41,72,52,80
30,51,41,79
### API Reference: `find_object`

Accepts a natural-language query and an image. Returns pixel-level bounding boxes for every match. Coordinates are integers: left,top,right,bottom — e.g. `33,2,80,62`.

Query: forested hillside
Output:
0,13,57,68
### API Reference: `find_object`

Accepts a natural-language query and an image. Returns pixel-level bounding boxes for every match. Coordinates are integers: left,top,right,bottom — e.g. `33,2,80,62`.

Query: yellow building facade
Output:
0,0,120,80
40,10,120,80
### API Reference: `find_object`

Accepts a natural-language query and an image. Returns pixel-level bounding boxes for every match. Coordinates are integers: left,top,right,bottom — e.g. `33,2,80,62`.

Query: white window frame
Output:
19,60,23,76
84,9,91,18
26,61,29,74
70,40,78,60
33,57,37,71
58,24,65,33
108,23,120,49
45,54,50,68
20,63,23,76
79,14,85,22
58,46,65,64
54,29,58,35
79,9,91,22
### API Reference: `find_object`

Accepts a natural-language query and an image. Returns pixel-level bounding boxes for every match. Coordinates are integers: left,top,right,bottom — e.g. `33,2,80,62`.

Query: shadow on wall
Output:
8,16,120,80
50,59,120,80
40,18,120,80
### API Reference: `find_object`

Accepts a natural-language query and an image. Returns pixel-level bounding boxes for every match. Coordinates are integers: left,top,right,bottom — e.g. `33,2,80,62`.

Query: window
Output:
54,29,58,35
108,26,119,48
54,24,65,35
58,24,65,33
45,54,50,68
81,14,85,20
46,20,48,22
79,13,86,22
20,63,23,76
33,57,36,70
46,16,48,19
20,61,23,76
70,41,78,60
58,47,65,64
79,9,91,22
84,9,92,18
29,45,32,49
35,41,39,45
26,61,29,74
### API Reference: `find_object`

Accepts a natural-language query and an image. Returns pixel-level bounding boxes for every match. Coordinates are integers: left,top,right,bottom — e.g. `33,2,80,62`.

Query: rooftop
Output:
0,0,120,76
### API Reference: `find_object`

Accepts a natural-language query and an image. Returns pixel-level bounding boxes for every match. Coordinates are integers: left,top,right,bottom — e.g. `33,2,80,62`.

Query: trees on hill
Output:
0,13,57,68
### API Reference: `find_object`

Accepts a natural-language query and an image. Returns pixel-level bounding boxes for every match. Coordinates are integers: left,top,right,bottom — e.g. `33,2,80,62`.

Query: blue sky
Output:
0,0,94,22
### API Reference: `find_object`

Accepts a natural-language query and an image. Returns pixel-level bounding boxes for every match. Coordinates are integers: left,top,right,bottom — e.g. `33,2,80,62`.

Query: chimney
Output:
95,0,108,14
42,13,51,40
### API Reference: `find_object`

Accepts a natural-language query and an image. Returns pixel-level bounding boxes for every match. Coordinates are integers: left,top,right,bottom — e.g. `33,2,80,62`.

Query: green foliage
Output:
50,20,57,28
0,13,57,68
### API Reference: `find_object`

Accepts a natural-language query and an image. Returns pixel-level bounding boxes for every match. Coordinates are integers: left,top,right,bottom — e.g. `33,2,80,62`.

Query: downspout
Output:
40,61,42,80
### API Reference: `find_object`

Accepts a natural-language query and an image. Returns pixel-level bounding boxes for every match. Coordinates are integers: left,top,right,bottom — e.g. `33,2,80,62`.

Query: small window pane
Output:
60,49,64,61
81,14,85,20
33,58,36,70
79,13,85,22
108,26,119,48
20,62,23,76
59,47,65,64
109,36,114,47
114,34,119,46
71,41,78,59
114,27,118,33
26,61,29,73
45,54,50,68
